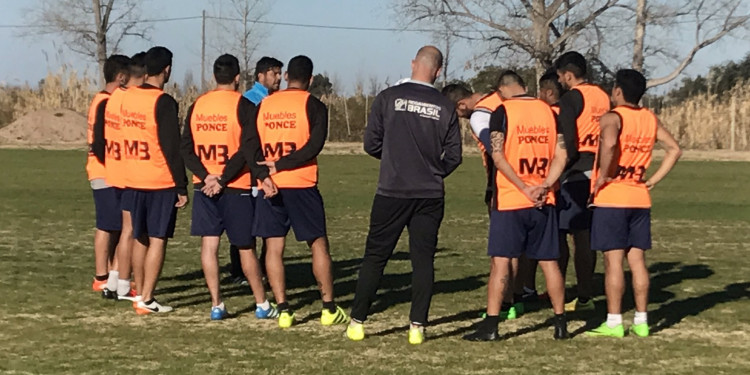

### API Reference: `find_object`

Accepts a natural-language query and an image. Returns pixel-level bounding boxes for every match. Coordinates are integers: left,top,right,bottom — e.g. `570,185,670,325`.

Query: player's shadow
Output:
649,281,750,333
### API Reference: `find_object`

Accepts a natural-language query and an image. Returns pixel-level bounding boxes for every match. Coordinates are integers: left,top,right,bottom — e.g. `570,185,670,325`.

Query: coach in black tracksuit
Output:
349,46,462,332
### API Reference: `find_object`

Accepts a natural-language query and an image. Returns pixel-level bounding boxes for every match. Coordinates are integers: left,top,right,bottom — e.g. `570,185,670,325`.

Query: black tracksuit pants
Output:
350,194,444,325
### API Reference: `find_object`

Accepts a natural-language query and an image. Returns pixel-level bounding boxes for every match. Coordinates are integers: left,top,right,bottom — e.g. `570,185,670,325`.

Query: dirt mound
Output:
0,109,87,146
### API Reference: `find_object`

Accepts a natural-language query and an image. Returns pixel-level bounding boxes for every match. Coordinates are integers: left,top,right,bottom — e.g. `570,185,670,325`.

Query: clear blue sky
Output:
0,0,746,93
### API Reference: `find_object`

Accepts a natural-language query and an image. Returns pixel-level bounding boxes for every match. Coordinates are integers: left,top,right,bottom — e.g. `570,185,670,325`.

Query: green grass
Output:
1,149,749,374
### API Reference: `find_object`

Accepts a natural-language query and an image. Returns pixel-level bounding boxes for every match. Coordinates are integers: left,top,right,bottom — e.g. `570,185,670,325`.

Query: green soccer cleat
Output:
408,326,425,345
630,323,650,337
565,298,595,312
586,322,625,338
512,302,525,316
278,310,295,328
321,305,350,326
500,306,517,321
346,323,365,341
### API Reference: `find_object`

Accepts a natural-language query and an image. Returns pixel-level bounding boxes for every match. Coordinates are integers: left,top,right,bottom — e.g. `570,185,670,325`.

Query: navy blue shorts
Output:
557,177,592,232
191,190,256,247
253,187,327,242
488,205,559,260
92,187,122,231
130,189,178,239
591,208,651,251
120,188,135,212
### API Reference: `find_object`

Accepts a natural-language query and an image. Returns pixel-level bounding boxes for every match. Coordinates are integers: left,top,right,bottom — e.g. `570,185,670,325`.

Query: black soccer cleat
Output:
553,315,570,340
463,329,500,342
101,288,116,300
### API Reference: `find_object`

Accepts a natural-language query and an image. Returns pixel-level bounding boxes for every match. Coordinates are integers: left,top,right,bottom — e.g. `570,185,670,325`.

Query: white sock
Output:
634,311,648,325
106,271,119,291
410,322,424,331
117,278,131,296
213,302,225,310
258,300,270,310
606,313,623,328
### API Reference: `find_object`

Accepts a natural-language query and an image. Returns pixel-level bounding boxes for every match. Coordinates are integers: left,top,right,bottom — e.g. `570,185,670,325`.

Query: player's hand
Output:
175,194,189,208
645,179,655,190
258,161,277,174
201,180,222,197
261,177,278,199
522,185,545,207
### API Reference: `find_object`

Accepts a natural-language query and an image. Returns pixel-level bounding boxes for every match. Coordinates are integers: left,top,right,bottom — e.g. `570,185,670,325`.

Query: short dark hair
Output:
214,54,240,85
615,69,647,103
145,46,173,76
441,84,473,105
287,55,313,82
103,54,131,83
539,69,563,96
555,51,587,78
129,52,147,78
255,56,283,81
497,70,526,88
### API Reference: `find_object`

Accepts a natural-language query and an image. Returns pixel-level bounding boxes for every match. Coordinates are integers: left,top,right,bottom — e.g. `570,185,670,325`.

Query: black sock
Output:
554,313,566,324
277,302,289,312
144,298,155,305
94,274,108,281
483,315,500,331
513,293,524,302
323,301,336,314
501,302,513,312
578,296,590,304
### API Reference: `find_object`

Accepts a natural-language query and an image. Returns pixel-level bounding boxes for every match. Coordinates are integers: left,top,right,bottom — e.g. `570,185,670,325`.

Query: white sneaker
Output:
135,299,173,315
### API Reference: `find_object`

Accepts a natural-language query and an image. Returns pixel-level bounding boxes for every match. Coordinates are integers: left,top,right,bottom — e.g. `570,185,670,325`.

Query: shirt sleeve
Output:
239,101,270,182
273,96,328,172
442,108,462,177
557,89,584,163
469,110,491,151
180,102,209,182
156,94,188,195
92,98,108,163
221,97,265,185
489,105,508,135
363,91,385,159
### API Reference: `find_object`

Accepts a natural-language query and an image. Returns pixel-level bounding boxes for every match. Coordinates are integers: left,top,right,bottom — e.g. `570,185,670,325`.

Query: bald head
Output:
411,45,443,84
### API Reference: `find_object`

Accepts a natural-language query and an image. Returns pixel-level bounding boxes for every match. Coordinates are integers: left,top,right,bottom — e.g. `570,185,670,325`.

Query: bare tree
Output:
23,0,149,83
209,0,269,91
397,0,622,80
630,0,749,87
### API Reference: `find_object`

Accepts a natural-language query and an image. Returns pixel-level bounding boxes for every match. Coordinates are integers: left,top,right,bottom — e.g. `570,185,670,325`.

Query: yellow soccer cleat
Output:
346,322,365,341
564,297,595,312
278,310,295,328
321,305,350,326
408,326,425,345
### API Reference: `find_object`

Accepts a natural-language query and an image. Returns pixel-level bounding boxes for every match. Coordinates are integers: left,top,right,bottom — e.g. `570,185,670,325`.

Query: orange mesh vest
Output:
190,90,250,189
256,90,317,188
494,98,557,211
119,87,175,190
573,84,610,153
104,87,128,188
474,93,504,168
86,91,110,180
551,104,560,115
592,106,657,208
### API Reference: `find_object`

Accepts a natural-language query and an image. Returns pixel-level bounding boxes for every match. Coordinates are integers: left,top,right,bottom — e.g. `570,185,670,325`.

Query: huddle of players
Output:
443,51,682,340
85,47,350,327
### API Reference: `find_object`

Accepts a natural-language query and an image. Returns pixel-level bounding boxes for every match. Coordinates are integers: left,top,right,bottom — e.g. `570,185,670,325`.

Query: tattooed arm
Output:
543,133,569,189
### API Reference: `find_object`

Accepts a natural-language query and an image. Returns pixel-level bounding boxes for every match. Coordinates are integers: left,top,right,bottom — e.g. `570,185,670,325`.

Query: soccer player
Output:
347,46,462,345
120,46,188,314
586,69,681,337
441,83,525,319
221,56,284,286
554,51,611,312
100,52,147,302
463,71,569,341
513,70,566,302
248,55,348,328
87,54,130,295
181,54,277,320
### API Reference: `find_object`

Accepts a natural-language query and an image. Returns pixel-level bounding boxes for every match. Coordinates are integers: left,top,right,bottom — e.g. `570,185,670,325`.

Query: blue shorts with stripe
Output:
253,187,327,242
191,189,256,248
591,207,651,251
488,205,559,260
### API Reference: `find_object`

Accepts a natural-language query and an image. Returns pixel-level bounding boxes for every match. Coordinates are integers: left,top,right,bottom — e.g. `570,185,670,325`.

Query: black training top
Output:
557,89,594,174
364,81,462,199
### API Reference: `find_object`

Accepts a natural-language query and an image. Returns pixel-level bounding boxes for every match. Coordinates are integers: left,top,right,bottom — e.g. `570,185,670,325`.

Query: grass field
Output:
1,149,749,374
